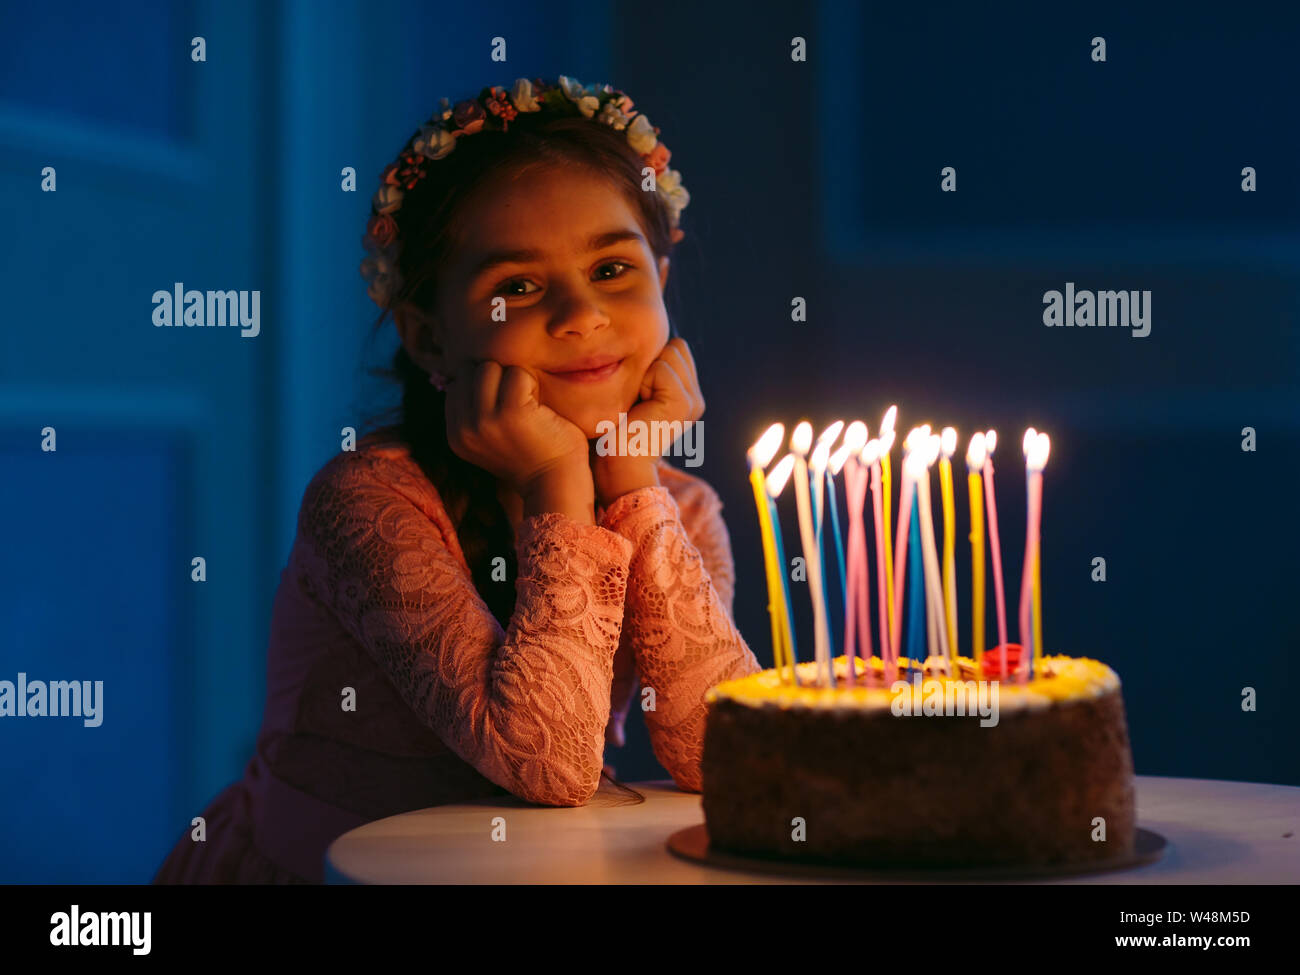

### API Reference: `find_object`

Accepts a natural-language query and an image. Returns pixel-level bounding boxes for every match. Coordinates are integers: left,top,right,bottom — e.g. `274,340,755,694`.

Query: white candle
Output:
889,428,926,668
791,422,833,687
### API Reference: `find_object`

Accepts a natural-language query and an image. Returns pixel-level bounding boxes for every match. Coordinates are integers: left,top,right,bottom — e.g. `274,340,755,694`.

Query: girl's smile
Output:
546,356,626,383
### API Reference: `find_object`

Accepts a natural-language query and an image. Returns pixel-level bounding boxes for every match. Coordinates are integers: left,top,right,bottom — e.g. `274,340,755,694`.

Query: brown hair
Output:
359,103,684,803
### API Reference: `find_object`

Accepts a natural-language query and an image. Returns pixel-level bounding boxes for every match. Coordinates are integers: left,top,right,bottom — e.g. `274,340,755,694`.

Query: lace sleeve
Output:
599,481,763,792
293,456,634,807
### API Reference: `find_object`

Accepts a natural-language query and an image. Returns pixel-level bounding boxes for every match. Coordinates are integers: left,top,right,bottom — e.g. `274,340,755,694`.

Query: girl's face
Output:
407,166,672,440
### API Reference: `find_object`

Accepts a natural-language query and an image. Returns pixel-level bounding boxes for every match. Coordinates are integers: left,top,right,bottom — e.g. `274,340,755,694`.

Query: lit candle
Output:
966,432,987,673
938,426,959,660
819,421,849,628
863,436,891,687
810,437,835,682
879,405,898,647
1018,428,1038,674
765,453,801,686
915,433,951,668
834,422,870,686
888,428,923,669
791,423,834,687
982,430,1010,658
1018,431,1050,684
747,424,790,682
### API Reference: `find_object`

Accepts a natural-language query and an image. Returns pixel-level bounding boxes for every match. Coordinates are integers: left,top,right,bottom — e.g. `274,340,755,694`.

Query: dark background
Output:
1,0,1296,882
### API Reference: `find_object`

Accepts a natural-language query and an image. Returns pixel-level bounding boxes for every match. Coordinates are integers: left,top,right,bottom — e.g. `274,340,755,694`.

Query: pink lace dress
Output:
152,426,762,883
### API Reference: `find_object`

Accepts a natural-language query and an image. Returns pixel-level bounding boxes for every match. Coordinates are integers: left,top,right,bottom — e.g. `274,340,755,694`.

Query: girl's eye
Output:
496,278,539,297
594,261,632,280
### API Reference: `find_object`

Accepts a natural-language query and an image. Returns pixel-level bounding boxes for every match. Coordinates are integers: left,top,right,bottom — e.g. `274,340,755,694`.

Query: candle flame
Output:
879,429,896,455
1022,427,1037,457
941,426,957,458
816,420,845,450
844,420,869,453
810,439,831,472
829,443,853,475
985,429,998,454
880,405,898,437
966,431,987,470
903,449,927,479
749,423,785,469
903,424,929,453
923,433,942,467
1028,432,1050,471
861,438,881,466
791,421,813,455
766,453,796,497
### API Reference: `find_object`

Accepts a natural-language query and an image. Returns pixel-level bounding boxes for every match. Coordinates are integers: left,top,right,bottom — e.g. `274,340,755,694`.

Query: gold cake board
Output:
667,824,1168,881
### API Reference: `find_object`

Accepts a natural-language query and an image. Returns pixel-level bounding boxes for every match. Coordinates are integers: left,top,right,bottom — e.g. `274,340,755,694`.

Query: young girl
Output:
152,76,762,884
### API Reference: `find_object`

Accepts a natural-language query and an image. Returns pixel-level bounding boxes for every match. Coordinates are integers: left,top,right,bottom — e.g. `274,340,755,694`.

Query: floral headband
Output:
359,76,690,312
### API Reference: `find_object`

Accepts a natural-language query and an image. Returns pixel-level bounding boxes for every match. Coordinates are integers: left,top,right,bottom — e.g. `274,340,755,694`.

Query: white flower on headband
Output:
511,78,542,113
625,114,657,154
372,183,403,215
412,122,457,161
657,168,690,224
558,75,600,117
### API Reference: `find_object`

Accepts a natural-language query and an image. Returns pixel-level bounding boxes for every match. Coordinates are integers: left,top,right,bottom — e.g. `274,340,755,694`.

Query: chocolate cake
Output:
701,653,1136,868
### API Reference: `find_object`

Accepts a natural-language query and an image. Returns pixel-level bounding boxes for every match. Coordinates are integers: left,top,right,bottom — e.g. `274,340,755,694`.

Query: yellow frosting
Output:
705,654,1120,713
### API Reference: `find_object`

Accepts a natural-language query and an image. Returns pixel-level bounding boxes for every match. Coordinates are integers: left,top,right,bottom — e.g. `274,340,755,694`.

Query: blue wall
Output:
0,0,1295,883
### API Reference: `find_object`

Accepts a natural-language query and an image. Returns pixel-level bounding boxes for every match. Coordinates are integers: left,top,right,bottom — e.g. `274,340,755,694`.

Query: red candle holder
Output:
980,642,1024,679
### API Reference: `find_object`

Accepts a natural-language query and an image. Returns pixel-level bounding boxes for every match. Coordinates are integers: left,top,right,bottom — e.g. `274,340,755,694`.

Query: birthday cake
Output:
701,652,1136,869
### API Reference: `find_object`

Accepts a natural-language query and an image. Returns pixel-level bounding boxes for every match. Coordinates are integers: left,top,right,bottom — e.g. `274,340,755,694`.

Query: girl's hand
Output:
445,360,591,496
626,337,705,434
591,337,705,507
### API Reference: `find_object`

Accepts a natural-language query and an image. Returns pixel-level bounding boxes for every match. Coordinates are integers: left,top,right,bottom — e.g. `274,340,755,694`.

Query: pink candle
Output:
982,430,1009,656
889,430,926,669
835,422,870,686
841,455,870,686
865,438,890,688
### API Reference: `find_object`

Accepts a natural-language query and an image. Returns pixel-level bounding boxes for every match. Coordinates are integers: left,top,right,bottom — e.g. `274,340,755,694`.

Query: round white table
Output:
324,774,1299,884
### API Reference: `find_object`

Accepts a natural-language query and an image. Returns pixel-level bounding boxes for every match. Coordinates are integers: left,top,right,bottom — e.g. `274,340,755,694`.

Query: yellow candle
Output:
939,427,958,658
748,425,791,682
749,465,790,679
965,433,987,672
879,406,898,646
766,453,800,687
881,449,894,641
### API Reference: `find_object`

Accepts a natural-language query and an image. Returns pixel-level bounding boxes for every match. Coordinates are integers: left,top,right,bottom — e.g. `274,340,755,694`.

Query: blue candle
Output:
824,467,849,612
907,492,925,668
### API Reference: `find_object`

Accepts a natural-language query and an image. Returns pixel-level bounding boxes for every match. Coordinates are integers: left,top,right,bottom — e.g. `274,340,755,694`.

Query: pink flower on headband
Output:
364,213,398,250
644,143,671,176
452,99,487,134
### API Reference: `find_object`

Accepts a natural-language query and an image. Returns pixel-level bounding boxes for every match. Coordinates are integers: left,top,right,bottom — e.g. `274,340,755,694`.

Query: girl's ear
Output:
658,255,670,291
394,302,445,375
